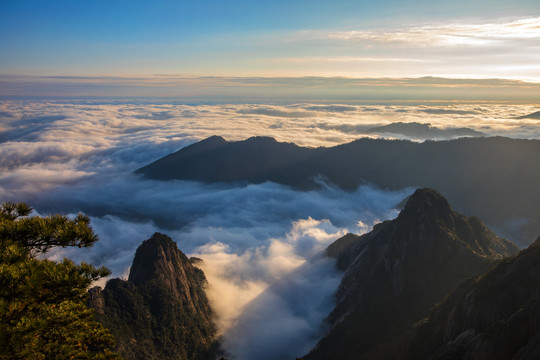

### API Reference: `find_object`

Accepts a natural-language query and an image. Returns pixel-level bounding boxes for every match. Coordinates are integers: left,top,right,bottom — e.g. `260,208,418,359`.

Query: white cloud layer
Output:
1,99,538,359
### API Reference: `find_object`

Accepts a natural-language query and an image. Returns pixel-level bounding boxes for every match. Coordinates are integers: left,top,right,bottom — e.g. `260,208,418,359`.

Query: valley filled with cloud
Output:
1,99,539,358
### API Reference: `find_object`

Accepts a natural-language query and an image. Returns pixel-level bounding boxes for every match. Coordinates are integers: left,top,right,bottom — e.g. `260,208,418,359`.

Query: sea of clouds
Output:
0,99,538,359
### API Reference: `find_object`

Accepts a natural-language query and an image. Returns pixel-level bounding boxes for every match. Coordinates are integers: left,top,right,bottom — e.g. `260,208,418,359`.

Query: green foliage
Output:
95,271,217,360
0,202,119,359
0,202,98,255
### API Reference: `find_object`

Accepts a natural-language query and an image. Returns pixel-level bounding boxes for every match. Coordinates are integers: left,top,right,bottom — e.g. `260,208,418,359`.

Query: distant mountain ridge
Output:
365,122,483,139
88,233,217,360
517,110,540,120
137,136,540,246
304,188,518,360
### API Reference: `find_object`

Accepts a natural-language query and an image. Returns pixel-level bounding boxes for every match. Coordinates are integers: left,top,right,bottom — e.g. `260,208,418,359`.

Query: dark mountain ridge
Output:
137,136,540,246
305,188,518,360
88,233,216,360
137,135,318,186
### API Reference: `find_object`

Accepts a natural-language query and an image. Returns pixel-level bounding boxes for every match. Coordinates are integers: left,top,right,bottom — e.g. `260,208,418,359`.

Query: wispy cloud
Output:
325,17,540,47
253,17,540,81
272,56,428,63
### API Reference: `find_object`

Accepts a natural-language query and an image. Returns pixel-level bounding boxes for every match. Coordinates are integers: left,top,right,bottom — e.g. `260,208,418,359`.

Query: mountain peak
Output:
89,233,217,359
403,188,451,212
200,135,227,145
128,232,185,286
127,232,203,310
307,189,518,360
399,188,453,225
184,135,228,154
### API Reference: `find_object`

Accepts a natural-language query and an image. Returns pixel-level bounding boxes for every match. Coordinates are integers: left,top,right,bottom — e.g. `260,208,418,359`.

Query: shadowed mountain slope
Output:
137,136,540,246
88,233,216,360
305,189,518,360
137,135,318,187
399,236,540,360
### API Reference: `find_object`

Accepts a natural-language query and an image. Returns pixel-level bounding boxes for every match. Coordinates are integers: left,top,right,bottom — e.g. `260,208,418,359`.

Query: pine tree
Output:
0,202,120,359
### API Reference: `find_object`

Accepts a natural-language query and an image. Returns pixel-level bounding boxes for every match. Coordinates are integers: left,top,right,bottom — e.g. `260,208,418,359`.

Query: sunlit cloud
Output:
1,98,538,359
326,17,540,47
258,17,540,81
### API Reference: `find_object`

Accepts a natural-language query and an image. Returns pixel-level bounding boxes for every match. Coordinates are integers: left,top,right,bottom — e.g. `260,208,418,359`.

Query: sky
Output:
1,0,540,98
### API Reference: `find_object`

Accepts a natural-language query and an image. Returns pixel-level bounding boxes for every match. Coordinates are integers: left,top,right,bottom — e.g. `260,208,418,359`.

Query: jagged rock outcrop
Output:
305,188,518,360
401,236,540,360
88,233,216,360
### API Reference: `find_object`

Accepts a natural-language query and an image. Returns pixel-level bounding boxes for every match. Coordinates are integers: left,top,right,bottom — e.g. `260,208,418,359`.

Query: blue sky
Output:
1,0,540,96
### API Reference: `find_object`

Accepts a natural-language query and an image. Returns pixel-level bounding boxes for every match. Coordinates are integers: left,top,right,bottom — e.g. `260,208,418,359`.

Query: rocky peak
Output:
89,233,217,360
400,188,453,221
305,188,518,360
128,232,202,310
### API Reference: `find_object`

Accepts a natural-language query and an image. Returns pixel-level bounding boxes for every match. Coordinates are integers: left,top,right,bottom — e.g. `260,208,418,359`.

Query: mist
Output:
36,173,408,360
1,99,538,359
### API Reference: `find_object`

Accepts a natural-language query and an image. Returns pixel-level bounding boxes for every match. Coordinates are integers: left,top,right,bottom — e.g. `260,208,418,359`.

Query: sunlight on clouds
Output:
0,163,95,196
191,217,346,338
0,100,431,358
273,17,540,80
326,17,540,47
1,99,539,199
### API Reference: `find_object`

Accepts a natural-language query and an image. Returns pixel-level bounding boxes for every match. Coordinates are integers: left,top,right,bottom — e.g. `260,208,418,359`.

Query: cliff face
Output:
403,237,540,360
306,188,518,360
88,233,216,360
127,234,207,312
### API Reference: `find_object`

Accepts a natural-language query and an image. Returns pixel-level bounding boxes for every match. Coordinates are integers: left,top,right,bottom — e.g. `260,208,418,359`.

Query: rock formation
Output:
88,233,216,360
305,188,518,359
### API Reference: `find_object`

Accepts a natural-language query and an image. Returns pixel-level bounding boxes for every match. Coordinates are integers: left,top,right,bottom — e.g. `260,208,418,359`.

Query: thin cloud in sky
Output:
272,56,428,63
2,4,539,82
325,17,540,46
254,17,536,80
